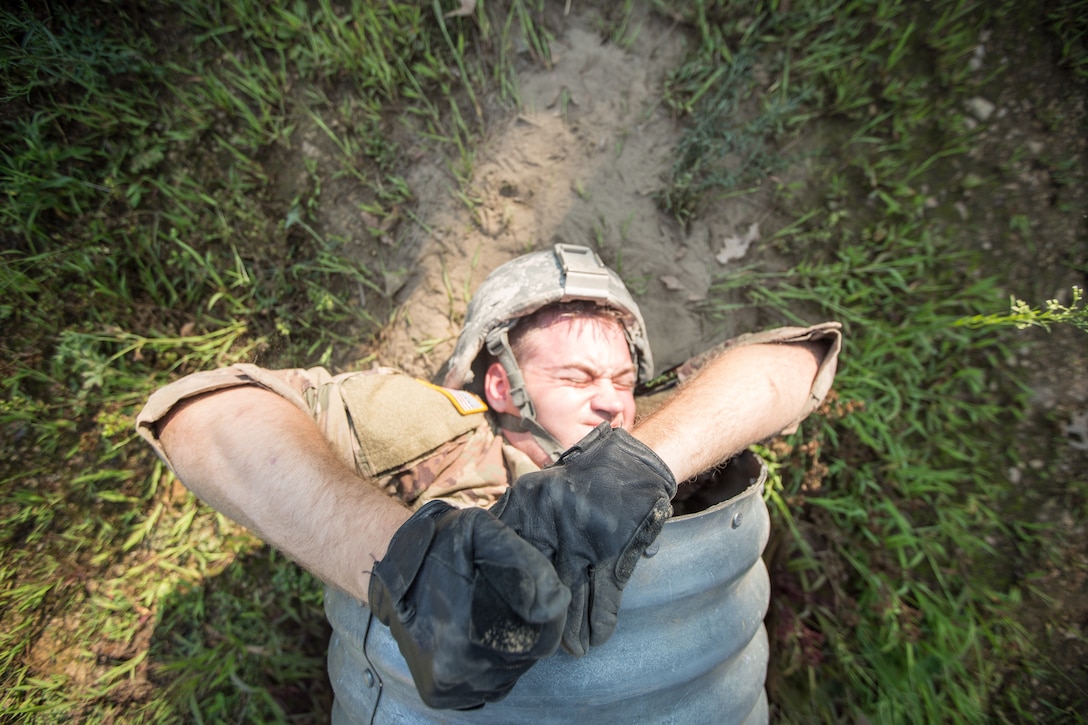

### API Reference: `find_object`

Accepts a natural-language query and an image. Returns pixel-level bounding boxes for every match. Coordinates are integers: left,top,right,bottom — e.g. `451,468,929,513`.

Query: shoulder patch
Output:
338,372,487,475
415,380,489,415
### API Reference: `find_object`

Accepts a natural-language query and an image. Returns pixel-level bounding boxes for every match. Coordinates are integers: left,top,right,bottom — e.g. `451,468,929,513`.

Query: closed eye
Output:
560,372,594,386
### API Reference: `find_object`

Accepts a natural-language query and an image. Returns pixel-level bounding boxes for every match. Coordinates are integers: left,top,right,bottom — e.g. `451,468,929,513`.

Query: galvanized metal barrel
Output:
325,450,771,724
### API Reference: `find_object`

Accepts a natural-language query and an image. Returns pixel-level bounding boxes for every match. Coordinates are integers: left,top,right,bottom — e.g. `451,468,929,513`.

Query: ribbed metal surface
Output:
326,451,771,725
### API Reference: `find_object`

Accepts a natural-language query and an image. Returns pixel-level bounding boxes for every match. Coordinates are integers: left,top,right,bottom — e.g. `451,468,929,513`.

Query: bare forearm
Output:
633,342,822,481
159,386,410,601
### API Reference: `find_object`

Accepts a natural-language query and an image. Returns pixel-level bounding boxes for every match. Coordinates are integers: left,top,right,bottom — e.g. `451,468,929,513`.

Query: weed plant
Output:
957,285,1088,334
665,0,1087,721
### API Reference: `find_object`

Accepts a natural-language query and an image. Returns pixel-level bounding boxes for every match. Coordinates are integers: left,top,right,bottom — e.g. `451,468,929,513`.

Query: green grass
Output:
662,0,1087,721
2,0,1086,722
0,0,549,720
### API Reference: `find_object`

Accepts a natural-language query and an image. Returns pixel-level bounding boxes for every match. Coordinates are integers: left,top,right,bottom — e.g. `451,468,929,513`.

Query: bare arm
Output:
158,385,410,602
632,342,824,481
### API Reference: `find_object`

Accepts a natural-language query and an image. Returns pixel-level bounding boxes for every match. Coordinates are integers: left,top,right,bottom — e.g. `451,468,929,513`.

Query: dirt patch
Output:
365,7,772,378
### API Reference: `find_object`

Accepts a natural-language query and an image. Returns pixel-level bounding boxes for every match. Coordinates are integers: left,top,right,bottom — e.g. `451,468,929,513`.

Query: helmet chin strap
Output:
485,326,566,463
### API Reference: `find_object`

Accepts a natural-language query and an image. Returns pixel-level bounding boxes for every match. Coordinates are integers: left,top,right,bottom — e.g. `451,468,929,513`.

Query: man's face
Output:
486,314,637,463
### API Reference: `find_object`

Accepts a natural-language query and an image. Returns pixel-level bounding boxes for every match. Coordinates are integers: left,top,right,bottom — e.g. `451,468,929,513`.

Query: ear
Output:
483,362,516,414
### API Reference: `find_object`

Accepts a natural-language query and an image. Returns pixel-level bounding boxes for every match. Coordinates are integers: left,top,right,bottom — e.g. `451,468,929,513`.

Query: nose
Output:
591,379,626,425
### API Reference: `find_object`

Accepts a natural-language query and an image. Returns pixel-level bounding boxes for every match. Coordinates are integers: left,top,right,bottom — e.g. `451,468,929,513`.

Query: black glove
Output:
368,500,571,710
490,422,677,657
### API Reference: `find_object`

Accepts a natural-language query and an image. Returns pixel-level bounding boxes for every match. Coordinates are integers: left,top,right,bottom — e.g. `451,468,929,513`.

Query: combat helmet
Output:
440,243,653,461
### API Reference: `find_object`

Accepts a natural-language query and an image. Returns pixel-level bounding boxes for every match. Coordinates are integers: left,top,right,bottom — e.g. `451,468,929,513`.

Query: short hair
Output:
508,301,628,363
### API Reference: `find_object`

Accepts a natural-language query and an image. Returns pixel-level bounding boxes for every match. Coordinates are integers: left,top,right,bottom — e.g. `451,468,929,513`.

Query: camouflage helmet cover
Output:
441,244,654,390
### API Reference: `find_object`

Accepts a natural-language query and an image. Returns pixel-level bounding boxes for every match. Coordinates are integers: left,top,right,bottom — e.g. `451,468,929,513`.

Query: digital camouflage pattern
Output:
137,365,539,510
439,244,654,392
137,324,841,510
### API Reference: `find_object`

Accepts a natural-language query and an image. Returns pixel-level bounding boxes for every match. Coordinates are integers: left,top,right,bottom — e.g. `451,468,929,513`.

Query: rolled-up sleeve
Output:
641,322,843,435
135,363,334,470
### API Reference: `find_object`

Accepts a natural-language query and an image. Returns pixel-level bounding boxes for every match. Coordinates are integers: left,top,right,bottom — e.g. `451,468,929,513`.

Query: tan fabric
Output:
684,322,842,434
136,321,842,510
136,363,332,471
635,322,843,435
136,364,531,510
385,422,512,509
338,373,484,475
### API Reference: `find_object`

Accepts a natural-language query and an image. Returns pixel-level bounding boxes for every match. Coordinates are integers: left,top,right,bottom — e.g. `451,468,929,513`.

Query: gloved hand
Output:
491,422,677,657
368,500,571,710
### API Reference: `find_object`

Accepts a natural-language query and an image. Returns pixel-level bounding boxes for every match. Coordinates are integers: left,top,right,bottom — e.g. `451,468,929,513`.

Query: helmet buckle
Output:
556,243,610,301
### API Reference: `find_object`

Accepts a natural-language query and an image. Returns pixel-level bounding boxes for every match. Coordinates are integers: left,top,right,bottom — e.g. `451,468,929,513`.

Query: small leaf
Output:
660,275,685,291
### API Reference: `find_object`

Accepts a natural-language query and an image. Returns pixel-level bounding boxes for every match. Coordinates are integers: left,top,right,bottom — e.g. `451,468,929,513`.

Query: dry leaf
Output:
660,275,686,291
445,0,476,18
715,222,761,265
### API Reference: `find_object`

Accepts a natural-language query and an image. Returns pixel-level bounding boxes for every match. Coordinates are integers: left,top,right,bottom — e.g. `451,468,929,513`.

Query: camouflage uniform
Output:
136,322,841,511
137,365,539,510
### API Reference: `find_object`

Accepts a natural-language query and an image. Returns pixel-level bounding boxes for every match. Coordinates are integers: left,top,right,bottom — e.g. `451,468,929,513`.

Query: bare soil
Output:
350,9,765,377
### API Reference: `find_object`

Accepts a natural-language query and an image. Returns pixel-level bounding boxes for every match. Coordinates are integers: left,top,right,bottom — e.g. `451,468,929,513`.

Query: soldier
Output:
137,243,841,710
